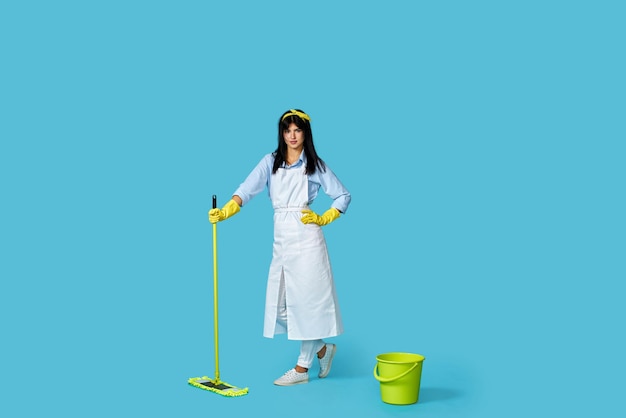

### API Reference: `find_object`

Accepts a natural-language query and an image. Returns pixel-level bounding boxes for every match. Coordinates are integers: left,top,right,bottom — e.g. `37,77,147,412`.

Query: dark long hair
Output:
272,109,326,174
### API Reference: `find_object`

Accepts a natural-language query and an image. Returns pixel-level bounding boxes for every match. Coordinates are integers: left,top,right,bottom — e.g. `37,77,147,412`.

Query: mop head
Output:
188,376,249,397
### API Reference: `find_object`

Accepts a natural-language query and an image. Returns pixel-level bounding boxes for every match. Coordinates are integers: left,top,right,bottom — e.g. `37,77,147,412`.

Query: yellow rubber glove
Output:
301,207,340,226
208,199,240,224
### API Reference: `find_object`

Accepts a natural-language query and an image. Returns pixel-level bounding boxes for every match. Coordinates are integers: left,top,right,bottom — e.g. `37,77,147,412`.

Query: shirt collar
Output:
283,151,306,168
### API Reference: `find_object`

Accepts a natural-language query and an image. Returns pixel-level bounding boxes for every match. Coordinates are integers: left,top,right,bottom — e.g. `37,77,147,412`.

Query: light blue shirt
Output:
233,152,351,214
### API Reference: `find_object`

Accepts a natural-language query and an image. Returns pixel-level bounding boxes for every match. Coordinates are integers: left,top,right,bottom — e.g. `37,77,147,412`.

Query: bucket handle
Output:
373,361,419,383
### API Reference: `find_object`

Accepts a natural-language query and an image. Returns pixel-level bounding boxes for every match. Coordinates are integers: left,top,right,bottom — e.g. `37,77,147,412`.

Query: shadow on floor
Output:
418,387,464,403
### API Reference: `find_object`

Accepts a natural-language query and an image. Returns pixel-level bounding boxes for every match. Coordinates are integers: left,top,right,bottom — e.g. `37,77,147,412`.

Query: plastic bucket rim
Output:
376,352,425,364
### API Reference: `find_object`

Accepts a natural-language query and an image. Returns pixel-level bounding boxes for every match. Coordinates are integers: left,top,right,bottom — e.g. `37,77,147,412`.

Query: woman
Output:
209,109,351,386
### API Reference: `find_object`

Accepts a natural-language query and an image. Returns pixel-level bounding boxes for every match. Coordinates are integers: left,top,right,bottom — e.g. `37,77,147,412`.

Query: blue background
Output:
1,1,624,417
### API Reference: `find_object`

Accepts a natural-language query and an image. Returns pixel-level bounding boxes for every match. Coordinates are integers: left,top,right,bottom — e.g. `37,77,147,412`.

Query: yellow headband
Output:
281,109,311,122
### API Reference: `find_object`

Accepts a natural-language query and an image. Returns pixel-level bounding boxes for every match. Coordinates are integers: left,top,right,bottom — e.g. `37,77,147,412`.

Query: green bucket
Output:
373,352,425,405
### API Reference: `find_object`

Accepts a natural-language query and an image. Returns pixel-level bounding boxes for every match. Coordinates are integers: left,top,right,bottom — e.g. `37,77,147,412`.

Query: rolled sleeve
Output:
318,165,351,214
232,154,272,207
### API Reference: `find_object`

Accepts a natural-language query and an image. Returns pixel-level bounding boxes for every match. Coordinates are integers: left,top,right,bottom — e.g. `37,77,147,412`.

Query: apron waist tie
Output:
274,206,309,213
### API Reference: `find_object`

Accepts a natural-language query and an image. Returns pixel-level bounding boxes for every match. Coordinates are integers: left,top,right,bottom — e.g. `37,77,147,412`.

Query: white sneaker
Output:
273,368,309,386
318,343,336,378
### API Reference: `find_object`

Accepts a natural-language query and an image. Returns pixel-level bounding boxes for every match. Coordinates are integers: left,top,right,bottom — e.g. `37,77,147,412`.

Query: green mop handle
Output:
212,195,221,383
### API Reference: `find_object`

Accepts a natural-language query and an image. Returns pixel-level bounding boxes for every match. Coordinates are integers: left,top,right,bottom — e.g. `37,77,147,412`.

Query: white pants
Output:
277,274,326,369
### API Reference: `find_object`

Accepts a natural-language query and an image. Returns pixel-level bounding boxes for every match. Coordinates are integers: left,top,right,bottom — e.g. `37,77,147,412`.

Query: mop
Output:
188,195,249,397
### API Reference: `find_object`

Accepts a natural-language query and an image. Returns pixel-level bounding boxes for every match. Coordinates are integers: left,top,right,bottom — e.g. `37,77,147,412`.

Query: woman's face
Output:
283,123,305,152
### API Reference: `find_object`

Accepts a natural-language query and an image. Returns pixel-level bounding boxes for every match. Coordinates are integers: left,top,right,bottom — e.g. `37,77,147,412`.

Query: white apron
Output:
263,165,343,340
